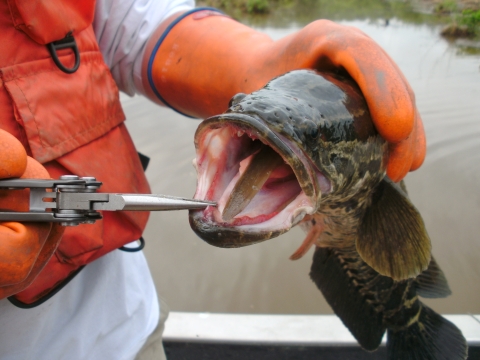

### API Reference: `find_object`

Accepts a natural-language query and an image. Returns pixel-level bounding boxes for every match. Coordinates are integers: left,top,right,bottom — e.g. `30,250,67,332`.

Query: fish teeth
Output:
237,130,245,137
291,204,315,226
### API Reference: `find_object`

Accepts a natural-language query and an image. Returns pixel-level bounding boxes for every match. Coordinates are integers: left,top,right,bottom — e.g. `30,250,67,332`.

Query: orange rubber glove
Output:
0,129,64,300
144,9,425,182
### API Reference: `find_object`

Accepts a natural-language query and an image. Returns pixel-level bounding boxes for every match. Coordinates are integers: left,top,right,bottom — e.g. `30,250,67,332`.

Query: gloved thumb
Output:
0,129,27,179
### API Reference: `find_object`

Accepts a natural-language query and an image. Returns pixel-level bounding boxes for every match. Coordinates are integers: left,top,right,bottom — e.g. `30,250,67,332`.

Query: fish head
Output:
189,70,387,247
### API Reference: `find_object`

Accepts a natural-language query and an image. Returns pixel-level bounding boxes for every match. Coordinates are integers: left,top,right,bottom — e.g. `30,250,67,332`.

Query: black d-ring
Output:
47,32,80,74
119,237,146,253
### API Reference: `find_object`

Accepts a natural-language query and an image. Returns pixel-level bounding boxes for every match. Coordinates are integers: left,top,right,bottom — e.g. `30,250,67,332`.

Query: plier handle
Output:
0,175,214,226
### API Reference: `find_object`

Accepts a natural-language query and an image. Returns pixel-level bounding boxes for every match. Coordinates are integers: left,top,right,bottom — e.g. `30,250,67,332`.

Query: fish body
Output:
189,70,467,359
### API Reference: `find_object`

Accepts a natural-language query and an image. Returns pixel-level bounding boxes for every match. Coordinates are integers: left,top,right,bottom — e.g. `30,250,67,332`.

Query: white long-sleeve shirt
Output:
0,1,193,359
93,0,194,96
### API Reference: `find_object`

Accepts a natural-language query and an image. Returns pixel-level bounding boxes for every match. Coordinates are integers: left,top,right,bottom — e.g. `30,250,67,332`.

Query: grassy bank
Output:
198,0,480,38
198,0,290,15
433,0,480,37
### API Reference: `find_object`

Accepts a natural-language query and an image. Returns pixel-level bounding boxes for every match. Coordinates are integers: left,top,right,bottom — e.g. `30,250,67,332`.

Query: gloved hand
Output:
145,10,425,182
0,129,64,300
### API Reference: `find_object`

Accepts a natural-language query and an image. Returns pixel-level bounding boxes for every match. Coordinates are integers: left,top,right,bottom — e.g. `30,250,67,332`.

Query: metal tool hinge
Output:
57,192,109,210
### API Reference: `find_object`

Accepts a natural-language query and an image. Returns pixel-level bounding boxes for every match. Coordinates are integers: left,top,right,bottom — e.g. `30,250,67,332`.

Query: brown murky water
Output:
123,18,480,315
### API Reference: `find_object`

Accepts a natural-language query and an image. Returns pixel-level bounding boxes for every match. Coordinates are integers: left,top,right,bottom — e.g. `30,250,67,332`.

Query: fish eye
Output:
229,93,247,107
305,120,319,139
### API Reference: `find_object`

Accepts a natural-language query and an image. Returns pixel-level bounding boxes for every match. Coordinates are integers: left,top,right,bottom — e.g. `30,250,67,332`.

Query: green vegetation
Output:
459,9,480,34
434,0,459,14
246,0,270,13
199,0,420,17
198,0,436,27
198,0,480,39
199,0,449,26
431,0,480,37
198,0,292,16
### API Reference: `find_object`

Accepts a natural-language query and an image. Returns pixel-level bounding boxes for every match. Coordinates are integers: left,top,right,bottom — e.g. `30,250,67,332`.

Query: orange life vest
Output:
0,0,150,306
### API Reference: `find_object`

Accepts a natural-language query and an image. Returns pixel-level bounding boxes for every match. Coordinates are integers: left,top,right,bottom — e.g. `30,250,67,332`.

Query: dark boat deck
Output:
163,313,480,359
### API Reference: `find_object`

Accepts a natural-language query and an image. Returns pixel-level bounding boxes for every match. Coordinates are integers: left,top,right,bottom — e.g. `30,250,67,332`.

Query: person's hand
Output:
144,10,425,181
0,129,64,299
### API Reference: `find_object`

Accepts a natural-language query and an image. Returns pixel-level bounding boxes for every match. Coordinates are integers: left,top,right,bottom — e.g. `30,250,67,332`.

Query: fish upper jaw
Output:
189,113,330,247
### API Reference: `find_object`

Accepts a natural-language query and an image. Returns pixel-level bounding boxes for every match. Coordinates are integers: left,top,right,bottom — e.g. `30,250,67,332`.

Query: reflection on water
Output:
123,15,480,315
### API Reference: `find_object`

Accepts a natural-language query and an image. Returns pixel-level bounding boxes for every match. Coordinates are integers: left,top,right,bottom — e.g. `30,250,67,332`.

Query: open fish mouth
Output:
189,113,331,247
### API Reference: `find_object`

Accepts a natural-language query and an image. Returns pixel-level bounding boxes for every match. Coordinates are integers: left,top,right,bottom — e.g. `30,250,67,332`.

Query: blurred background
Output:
122,0,480,315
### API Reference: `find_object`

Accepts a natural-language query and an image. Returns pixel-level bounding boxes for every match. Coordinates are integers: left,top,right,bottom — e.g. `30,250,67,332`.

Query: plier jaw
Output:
0,175,215,226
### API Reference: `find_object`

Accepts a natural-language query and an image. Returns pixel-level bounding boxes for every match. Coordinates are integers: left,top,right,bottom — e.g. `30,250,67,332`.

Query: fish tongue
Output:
222,145,284,221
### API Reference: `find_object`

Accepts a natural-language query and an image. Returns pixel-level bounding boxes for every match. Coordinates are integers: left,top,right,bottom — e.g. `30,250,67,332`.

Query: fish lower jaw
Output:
212,192,314,231
188,198,315,247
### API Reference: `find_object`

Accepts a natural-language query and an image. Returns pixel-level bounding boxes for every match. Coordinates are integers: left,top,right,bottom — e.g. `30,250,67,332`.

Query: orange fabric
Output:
150,13,425,181
0,131,64,299
0,1,150,304
13,251,78,304
0,0,125,164
7,0,95,44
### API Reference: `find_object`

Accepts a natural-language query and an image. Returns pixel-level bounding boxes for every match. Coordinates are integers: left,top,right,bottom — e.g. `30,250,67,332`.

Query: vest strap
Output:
7,265,85,309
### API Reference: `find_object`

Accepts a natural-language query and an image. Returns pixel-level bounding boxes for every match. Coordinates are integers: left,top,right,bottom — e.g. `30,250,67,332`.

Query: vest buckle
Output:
47,32,80,74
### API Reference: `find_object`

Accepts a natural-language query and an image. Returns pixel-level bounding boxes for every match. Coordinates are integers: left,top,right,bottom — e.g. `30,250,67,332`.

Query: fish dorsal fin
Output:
414,257,452,298
356,177,431,280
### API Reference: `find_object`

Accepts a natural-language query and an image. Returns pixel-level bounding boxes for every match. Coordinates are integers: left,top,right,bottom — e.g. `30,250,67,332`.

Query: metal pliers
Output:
0,175,215,226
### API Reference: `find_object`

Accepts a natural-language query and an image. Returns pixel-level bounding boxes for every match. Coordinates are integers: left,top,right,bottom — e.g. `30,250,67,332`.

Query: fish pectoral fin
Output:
414,256,452,298
290,216,324,260
310,247,386,351
356,177,431,281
